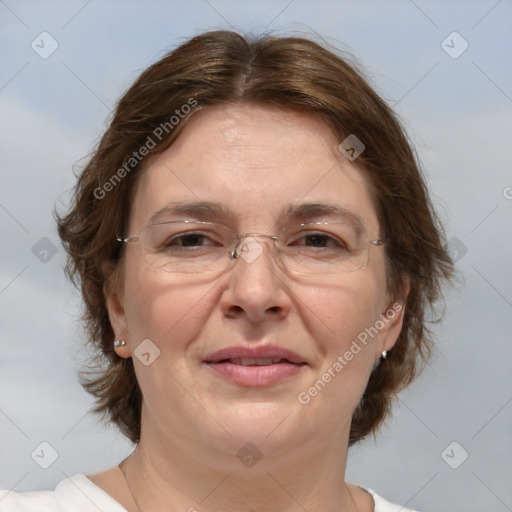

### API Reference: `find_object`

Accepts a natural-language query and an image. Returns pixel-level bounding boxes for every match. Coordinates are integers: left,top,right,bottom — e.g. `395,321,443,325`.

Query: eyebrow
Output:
146,200,366,230
279,202,365,230
147,201,230,225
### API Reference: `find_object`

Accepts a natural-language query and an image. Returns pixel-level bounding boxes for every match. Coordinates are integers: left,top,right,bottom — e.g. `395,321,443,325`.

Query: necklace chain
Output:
118,459,144,512
118,457,360,512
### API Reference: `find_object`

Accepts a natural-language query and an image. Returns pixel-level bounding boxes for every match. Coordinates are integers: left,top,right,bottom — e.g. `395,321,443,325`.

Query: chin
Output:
209,402,308,448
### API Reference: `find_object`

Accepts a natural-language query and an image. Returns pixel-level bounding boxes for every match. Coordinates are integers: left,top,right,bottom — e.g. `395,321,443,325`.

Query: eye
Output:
165,232,221,249
290,232,348,250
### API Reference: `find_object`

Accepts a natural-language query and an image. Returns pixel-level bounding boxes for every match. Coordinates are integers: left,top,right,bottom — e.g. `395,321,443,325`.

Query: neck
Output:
119,421,363,512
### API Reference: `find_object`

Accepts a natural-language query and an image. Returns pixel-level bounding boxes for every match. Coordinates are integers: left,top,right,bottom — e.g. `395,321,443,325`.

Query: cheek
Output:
123,265,218,347
302,273,383,345
296,273,384,401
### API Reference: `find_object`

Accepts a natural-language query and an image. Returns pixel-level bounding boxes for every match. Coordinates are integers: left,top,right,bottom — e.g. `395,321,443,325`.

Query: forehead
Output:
129,104,379,232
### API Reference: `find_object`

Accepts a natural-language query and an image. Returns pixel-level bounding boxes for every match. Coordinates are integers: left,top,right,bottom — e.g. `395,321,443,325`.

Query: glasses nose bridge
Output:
229,232,280,262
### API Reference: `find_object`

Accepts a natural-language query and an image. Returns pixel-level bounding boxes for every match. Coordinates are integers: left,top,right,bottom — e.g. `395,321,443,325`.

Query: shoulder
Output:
0,474,127,512
364,487,422,512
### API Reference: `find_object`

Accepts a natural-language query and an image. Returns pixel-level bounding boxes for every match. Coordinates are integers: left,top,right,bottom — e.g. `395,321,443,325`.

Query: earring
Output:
113,340,126,348
381,350,387,360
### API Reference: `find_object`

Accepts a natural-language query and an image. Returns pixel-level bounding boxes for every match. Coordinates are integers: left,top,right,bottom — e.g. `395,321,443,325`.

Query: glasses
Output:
116,220,387,275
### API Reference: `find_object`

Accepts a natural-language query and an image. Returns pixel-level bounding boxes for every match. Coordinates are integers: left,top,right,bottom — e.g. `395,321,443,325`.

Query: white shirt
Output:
0,474,421,511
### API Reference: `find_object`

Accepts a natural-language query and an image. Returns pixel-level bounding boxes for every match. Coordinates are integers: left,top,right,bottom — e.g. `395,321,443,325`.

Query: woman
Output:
0,30,453,511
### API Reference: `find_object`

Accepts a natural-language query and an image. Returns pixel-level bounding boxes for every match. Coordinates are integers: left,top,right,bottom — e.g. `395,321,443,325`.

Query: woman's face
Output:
108,104,406,463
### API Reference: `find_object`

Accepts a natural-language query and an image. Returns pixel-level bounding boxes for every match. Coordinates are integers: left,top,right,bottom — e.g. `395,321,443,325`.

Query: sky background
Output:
0,1,511,511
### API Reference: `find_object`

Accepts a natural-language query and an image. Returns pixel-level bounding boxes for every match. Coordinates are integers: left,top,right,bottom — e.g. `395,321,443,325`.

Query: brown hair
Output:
55,30,454,446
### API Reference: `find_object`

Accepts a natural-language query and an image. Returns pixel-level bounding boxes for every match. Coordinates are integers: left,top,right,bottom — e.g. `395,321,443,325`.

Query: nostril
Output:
267,306,280,313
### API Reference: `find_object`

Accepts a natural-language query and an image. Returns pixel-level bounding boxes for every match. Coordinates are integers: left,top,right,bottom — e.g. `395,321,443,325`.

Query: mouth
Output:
204,344,307,366
203,346,308,387
212,357,307,367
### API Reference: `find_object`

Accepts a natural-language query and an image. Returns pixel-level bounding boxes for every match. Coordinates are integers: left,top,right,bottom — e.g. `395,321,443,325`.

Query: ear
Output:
375,277,410,359
102,260,132,359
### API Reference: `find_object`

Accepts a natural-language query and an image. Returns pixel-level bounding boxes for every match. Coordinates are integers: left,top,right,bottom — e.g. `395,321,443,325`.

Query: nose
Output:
220,235,292,323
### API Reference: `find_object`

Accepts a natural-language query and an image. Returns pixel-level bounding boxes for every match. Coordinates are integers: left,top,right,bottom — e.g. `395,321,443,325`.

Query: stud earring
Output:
381,350,387,360
113,340,126,348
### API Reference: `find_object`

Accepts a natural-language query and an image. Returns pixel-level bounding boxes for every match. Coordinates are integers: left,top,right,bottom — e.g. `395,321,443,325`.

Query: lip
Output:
203,344,308,387
207,361,305,387
204,344,307,365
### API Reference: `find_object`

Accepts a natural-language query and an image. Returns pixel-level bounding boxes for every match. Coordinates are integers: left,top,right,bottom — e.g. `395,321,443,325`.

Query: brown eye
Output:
291,232,348,250
304,233,342,248
167,233,213,248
